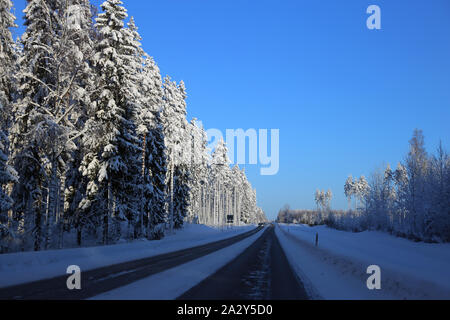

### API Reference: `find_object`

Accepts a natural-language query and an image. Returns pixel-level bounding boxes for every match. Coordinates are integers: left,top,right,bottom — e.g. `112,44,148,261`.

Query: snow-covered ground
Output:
0,224,256,288
276,223,450,300
90,227,267,300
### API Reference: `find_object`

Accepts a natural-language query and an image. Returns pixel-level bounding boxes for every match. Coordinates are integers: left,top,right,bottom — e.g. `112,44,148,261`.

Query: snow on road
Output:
90,227,267,300
0,224,255,288
276,223,450,300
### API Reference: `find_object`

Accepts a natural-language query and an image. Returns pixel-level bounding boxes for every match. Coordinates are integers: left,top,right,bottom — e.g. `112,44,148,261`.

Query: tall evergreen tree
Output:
10,0,70,251
59,0,97,247
0,0,17,119
0,0,18,239
187,119,209,223
79,0,141,244
0,0,18,249
137,56,167,239
162,76,189,231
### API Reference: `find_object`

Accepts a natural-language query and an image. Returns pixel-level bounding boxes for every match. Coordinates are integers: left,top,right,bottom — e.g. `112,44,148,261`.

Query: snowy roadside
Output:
276,224,450,300
0,224,256,288
90,227,267,300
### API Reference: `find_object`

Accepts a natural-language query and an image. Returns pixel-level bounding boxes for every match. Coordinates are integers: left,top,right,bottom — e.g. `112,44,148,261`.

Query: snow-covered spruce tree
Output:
0,0,17,120
186,119,209,224
231,165,243,225
59,0,97,247
234,167,250,224
173,160,190,229
124,17,147,238
10,0,76,251
136,54,168,240
0,129,17,252
0,0,18,252
242,176,263,224
79,0,141,244
210,138,230,226
145,111,168,239
162,76,190,231
172,81,191,229
241,179,258,224
20,0,96,251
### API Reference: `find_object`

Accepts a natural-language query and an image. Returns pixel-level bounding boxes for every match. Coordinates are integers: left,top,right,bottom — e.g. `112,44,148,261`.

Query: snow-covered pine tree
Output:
79,0,141,244
356,176,369,211
405,129,428,237
344,176,354,210
394,162,409,232
325,190,333,210
381,164,396,229
428,142,450,241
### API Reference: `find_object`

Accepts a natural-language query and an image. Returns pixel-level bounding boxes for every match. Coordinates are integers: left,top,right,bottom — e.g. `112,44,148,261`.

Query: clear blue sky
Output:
11,0,450,220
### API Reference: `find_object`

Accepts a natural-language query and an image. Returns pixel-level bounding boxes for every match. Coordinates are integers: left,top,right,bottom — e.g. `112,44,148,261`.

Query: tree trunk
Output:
45,163,58,250
34,183,43,252
140,134,146,238
169,158,174,234
77,221,82,247
58,172,66,249
104,181,112,245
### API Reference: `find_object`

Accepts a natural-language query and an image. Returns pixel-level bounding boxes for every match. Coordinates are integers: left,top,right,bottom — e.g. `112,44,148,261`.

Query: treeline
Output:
0,0,265,253
278,130,450,243
277,206,344,226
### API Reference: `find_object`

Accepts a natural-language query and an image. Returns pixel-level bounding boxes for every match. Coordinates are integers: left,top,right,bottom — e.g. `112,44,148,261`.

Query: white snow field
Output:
90,227,267,300
0,224,256,288
276,223,450,300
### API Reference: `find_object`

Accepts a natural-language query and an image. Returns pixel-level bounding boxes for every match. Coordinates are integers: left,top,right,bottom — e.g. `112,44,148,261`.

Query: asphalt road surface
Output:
178,225,309,300
0,225,264,300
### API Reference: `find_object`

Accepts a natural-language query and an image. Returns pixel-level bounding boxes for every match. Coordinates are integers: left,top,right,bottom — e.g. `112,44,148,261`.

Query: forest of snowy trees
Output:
0,0,265,253
278,129,450,243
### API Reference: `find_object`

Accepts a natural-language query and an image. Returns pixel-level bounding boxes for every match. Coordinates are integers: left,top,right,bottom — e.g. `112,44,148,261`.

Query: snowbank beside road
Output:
0,224,255,288
276,224,450,300
90,227,267,300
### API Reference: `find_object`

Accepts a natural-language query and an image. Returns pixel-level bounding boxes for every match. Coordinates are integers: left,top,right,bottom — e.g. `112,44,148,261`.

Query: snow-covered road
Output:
91,227,267,300
276,223,450,300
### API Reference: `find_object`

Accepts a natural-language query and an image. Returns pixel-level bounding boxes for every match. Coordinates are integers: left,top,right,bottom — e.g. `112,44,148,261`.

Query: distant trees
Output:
0,0,265,253
277,207,344,226
314,189,332,211
337,130,449,242
344,176,369,211
279,129,449,243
